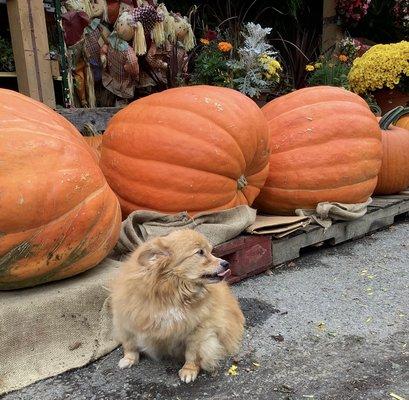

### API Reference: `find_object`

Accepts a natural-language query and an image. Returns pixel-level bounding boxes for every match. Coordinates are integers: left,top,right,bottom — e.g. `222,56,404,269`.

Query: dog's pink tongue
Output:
217,269,231,280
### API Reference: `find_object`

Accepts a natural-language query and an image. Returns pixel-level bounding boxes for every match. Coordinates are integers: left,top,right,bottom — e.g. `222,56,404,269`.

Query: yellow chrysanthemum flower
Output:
348,41,409,94
305,64,315,72
258,54,282,82
338,54,348,62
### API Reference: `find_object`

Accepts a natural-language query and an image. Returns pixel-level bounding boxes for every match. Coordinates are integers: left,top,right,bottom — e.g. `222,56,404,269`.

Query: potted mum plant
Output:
228,22,282,106
348,40,409,112
190,30,234,88
191,23,282,106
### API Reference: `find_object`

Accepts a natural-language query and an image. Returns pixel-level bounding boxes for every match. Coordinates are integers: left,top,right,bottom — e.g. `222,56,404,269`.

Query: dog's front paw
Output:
179,364,199,383
118,356,136,369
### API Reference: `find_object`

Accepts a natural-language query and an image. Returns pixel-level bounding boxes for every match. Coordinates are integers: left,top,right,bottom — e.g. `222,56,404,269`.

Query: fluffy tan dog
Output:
111,229,244,383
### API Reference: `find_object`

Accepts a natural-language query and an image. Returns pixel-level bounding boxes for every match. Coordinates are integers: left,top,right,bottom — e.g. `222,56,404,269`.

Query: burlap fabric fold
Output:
114,206,257,255
296,198,372,229
0,258,121,395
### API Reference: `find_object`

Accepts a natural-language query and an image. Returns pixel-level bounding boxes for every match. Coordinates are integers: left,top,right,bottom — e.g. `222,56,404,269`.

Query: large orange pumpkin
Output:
374,107,409,195
390,106,409,131
0,90,121,290
100,85,271,216
255,86,383,214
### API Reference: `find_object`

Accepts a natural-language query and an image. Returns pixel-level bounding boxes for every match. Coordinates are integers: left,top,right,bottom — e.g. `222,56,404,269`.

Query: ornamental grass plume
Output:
348,41,409,94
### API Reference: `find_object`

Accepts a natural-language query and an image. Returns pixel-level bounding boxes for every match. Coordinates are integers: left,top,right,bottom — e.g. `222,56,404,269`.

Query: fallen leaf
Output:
273,384,294,394
389,393,406,400
265,269,273,276
227,364,238,376
366,317,372,323
288,261,296,268
252,362,260,367
303,396,315,399
272,334,285,342
316,322,326,331
327,332,337,337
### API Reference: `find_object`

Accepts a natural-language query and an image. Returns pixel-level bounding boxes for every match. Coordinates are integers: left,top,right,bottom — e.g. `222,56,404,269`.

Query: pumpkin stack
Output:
100,85,271,217
255,86,383,215
374,106,409,195
0,90,121,290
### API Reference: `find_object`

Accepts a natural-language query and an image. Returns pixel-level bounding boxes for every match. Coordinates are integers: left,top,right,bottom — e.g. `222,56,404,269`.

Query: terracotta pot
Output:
374,88,409,114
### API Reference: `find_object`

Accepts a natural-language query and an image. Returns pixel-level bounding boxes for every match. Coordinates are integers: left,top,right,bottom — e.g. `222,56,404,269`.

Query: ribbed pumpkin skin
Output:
100,85,271,216
255,86,383,214
395,115,409,131
0,90,121,290
84,135,103,159
374,123,409,195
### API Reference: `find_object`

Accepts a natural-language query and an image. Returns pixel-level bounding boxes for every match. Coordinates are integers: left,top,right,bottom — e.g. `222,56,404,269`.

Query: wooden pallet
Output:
215,193,409,284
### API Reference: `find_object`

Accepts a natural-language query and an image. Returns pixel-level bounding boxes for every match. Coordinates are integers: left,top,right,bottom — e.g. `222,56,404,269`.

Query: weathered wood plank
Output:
214,235,272,284
271,199,409,266
377,194,409,201
322,0,343,51
7,0,55,107
369,198,403,208
57,107,122,133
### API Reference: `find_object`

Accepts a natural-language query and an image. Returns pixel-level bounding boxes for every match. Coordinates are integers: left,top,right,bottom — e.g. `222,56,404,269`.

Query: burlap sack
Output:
0,258,120,395
114,206,257,255
245,215,311,238
296,198,373,229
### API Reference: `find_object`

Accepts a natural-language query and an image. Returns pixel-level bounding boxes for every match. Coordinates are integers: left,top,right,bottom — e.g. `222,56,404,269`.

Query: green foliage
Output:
0,36,15,72
307,58,351,89
190,43,233,87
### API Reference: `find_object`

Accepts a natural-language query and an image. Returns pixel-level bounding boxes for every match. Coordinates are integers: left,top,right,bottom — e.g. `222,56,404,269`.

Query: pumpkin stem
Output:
237,175,248,191
83,122,101,137
379,106,409,130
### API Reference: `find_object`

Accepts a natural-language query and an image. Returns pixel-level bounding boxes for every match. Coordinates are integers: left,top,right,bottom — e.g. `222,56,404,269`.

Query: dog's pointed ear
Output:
137,238,171,267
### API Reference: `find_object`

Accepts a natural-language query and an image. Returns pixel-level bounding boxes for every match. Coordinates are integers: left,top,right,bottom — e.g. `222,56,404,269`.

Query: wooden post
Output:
322,0,343,52
7,0,56,108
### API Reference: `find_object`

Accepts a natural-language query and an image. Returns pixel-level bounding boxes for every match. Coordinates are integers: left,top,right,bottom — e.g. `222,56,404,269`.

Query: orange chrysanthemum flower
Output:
218,42,233,52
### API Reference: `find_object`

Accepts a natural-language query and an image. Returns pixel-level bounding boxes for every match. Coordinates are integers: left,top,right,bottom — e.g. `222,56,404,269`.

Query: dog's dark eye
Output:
197,249,205,256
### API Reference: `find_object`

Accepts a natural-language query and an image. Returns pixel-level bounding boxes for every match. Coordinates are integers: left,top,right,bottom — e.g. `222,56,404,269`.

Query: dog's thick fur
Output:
111,229,245,383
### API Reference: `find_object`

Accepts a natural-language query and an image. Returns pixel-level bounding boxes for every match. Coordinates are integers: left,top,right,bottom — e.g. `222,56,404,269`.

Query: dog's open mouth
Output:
202,269,231,282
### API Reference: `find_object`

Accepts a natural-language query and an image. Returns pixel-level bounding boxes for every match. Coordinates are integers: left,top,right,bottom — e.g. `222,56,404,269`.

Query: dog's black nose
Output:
220,260,230,269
